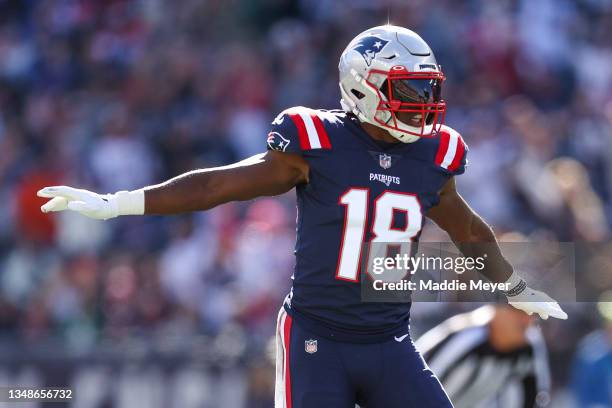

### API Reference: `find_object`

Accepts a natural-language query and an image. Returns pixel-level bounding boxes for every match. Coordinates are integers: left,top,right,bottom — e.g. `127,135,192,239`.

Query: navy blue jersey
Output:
267,106,468,342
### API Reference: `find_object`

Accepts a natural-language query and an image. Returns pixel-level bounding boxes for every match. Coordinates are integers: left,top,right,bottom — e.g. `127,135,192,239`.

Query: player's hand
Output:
37,186,145,220
506,287,568,320
38,186,119,220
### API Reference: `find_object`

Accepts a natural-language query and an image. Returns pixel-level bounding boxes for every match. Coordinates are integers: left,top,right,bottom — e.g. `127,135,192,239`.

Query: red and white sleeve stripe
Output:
435,126,466,172
287,108,331,150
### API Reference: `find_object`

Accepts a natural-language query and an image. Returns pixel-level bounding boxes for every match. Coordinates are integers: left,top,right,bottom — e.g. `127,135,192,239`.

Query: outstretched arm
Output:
38,150,309,218
144,151,308,214
427,178,567,320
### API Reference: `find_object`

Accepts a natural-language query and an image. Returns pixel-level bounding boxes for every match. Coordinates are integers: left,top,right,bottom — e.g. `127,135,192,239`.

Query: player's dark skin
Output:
145,118,513,284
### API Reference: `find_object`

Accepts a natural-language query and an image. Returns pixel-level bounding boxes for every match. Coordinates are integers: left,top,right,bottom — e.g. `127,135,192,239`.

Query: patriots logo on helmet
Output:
353,35,389,66
267,131,290,152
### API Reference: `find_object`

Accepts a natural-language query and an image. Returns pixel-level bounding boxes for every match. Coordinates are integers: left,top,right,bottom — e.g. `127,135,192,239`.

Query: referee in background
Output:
416,305,550,408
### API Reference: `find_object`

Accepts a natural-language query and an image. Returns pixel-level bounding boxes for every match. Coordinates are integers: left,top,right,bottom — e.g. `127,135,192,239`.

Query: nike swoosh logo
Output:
394,334,409,342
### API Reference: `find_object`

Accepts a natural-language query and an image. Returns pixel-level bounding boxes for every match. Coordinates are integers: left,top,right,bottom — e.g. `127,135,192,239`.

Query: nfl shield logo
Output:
305,339,318,354
379,154,392,169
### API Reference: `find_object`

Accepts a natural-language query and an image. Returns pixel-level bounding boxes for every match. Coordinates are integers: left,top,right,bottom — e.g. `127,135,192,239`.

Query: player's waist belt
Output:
284,303,409,344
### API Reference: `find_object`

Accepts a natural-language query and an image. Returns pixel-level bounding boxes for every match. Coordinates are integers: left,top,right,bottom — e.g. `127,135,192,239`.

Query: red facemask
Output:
366,65,446,138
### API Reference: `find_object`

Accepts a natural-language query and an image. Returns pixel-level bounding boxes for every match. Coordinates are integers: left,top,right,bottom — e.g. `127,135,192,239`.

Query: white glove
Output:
503,272,568,320
37,186,144,220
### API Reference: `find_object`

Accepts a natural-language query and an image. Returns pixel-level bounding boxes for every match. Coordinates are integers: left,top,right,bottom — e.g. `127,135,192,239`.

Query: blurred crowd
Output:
0,0,611,406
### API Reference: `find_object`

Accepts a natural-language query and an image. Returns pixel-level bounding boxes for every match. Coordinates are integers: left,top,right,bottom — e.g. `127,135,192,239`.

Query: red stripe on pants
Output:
284,314,293,408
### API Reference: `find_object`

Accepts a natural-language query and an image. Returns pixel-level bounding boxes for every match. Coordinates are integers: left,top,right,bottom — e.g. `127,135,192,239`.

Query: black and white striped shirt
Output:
416,307,550,408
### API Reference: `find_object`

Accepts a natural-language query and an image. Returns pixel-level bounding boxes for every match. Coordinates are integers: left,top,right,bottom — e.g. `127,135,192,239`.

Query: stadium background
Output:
0,0,611,407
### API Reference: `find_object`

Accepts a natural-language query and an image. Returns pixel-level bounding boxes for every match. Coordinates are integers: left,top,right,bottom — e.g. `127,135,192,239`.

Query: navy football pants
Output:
275,308,453,408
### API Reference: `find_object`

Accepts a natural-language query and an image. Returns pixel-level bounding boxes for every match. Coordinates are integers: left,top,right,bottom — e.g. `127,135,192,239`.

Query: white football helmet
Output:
339,25,446,143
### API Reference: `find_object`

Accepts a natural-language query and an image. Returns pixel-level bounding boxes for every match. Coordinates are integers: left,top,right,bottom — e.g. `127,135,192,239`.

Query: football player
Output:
38,26,567,408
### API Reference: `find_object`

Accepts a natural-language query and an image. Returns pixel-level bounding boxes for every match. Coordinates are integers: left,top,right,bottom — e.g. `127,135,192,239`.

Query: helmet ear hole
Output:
350,89,365,100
